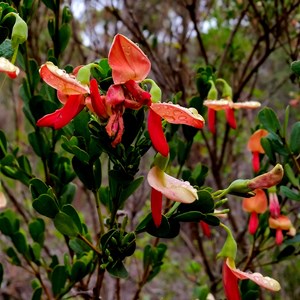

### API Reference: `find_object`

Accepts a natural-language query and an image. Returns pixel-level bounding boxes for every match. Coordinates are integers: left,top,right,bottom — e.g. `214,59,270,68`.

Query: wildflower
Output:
148,103,205,156
269,215,295,245
105,34,151,146
147,166,198,227
247,129,268,172
219,223,280,300
268,186,280,218
203,79,261,134
0,57,20,79
242,189,267,234
36,62,90,129
223,257,281,300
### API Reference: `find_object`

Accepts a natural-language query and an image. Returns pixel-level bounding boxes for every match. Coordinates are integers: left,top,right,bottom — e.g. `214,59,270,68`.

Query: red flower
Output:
36,62,90,129
0,57,20,79
242,189,267,234
148,103,205,156
104,34,152,146
269,215,295,245
203,99,261,134
223,257,280,300
247,129,268,172
147,166,198,227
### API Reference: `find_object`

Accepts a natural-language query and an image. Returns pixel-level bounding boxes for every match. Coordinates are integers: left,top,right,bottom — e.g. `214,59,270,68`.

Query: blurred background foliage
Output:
0,0,299,299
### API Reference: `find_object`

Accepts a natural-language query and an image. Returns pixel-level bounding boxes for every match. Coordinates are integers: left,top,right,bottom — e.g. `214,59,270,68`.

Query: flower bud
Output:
11,13,28,48
248,164,284,190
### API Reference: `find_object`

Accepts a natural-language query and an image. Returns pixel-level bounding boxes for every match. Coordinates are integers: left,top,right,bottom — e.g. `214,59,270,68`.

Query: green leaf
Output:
258,108,281,134
69,238,91,255
174,211,205,222
284,164,299,188
59,183,76,206
0,209,20,236
0,130,7,159
54,212,80,237
119,176,144,206
280,186,300,201
58,23,71,52
70,260,87,282
31,287,42,300
28,131,50,158
106,260,128,278
204,215,220,226
291,60,300,77
29,218,45,245
12,231,28,255
6,247,21,266
261,137,276,163
72,157,95,190
284,233,300,245
61,204,82,234
32,194,59,218
146,216,180,238
276,245,295,261
51,265,68,296
29,179,49,199
290,121,300,154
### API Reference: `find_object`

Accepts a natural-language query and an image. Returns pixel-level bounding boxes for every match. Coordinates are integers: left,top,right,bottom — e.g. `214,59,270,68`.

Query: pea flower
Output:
0,57,20,79
242,189,267,235
247,129,268,172
203,79,261,134
36,62,90,129
107,34,205,151
148,103,205,156
223,258,281,300
147,165,198,227
269,215,295,245
105,34,152,146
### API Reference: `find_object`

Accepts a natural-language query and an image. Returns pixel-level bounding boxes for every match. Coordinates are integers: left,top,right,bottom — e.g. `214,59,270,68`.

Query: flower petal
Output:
0,57,20,78
232,101,261,109
242,189,268,213
147,166,198,203
36,95,84,129
208,107,216,134
151,188,163,227
148,109,169,157
223,260,241,300
226,258,281,292
247,129,268,153
108,34,151,84
150,103,205,128
225,108,237,129
39,62,90,95
203,100,230,111
90,78,108,118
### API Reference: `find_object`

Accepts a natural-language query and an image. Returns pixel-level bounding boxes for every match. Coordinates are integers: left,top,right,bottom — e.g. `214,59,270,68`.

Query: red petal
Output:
90,78,108,118
252,151,260,173
223,261,241,300
36,95,84,129
148,109,169,157
151,188,163,227
108,34,151,84
200,221,211,238
248,212,259,235
124,80,151,107
275,229,283,245
208,107,216,134
225,108,237,129
150,103,205,128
